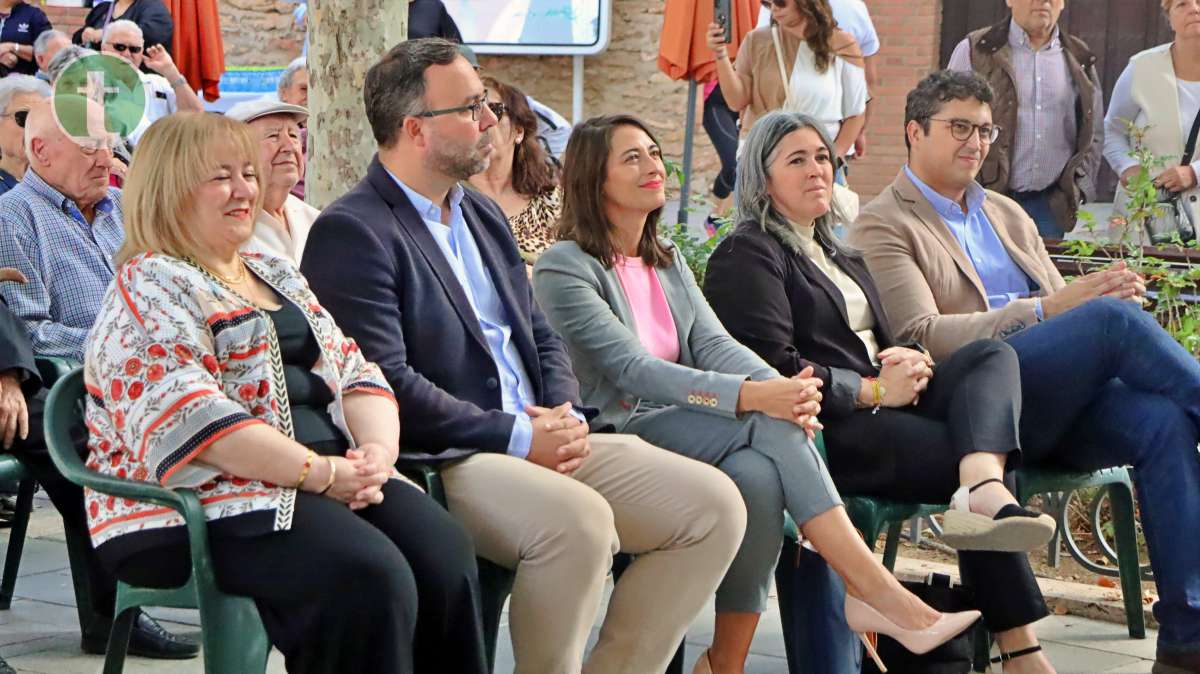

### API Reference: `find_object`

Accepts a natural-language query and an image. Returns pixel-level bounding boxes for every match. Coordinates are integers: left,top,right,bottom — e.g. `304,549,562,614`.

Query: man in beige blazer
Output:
850,69,1200,673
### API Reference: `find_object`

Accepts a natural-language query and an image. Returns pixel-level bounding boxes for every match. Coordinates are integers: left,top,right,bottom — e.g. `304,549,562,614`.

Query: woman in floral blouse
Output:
82,113,487,674
467,76,562,264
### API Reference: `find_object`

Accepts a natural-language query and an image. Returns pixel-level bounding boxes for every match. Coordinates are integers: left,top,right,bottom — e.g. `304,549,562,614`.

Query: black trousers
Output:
8,392,117,639
107,480,489,674
702,84,739,200
821,339,1048,632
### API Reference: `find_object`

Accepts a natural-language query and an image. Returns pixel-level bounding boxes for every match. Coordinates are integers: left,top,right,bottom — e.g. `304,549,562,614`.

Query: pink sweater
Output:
614,256,680,363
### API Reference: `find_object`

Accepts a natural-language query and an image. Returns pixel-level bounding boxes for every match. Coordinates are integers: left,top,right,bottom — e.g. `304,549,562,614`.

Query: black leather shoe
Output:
81,611,199,660
1155,649,1200,673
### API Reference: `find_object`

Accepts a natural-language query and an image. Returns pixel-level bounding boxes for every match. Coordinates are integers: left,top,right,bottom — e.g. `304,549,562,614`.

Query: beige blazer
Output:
249,194,321,264
847,170,1065,361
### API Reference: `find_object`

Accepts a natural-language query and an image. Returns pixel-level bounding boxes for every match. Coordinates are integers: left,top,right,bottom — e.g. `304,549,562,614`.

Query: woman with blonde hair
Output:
84,112,487,674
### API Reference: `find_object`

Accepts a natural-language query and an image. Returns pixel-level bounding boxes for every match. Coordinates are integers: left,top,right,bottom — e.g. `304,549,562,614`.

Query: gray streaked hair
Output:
102,19,143,43
735,110,858,258
277,56,306,97
33,29,68,57
0,75,50,114
45,46,97,84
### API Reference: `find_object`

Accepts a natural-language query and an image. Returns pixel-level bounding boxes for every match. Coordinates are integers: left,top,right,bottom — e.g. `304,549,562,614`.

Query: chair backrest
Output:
43,367,183,510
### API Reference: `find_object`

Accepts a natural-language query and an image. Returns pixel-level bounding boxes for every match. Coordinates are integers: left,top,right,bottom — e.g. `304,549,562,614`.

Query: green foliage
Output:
661,158,733,284
1084,120,1200,359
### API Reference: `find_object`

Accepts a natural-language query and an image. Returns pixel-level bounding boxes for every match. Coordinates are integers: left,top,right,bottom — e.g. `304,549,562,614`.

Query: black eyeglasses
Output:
928,118,1002,144
108,42,143,55
760,0,788,8
416,91,506,123
1,109,28,128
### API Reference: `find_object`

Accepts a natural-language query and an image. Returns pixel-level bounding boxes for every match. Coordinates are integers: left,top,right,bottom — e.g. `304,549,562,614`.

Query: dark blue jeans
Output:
1011,189,1063,239
1005,297,1200,653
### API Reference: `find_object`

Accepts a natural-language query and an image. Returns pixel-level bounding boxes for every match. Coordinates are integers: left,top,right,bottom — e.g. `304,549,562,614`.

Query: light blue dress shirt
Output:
903,167,1037,311
388,172,540,457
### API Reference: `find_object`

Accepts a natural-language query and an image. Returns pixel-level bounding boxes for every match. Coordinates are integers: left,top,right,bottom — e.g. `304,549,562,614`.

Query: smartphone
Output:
714,0,733,44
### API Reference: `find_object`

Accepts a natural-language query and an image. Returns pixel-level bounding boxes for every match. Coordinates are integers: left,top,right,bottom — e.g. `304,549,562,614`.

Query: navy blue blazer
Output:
301,156,586,458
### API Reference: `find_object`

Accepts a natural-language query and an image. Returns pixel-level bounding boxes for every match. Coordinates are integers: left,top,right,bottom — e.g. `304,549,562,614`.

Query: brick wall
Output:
852,0,943,200
217,0,947,204
42,6,89,38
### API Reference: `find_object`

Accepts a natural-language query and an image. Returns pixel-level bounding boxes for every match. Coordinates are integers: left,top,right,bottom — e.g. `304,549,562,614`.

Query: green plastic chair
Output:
44,367,270,674
1015,465,1144,639
0,454,34,610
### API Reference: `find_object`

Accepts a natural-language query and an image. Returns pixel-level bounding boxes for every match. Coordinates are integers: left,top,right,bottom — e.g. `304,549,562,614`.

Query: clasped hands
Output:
863,347,933,410
321,442,394,510
526,402,591,475
738,366,824,438
1043,260,1145,317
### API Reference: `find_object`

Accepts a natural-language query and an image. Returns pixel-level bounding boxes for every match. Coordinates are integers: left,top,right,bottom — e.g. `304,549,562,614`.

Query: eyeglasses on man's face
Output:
0,109,28,128
928,117,1002,144
107,42,143,55
416,90,506,123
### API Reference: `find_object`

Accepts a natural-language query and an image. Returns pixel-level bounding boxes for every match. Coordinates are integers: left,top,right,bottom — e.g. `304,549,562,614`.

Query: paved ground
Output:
0,494,1160,673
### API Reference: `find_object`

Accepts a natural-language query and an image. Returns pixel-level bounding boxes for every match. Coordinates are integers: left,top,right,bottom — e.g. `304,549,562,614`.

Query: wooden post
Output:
306,0,407,209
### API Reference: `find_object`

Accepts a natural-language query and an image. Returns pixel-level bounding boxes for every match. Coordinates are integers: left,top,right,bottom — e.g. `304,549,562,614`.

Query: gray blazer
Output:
533,240,777,432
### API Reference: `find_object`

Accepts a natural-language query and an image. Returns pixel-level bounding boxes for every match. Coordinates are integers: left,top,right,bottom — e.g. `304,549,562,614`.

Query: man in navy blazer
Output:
301,38,745,674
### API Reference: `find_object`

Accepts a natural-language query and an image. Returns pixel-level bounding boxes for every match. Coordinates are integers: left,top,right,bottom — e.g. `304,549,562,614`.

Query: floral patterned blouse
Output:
508,186,562,262
82,251,398,547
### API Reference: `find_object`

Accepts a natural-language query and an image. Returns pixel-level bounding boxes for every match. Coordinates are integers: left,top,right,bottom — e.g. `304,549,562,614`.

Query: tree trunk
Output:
306,0,407,210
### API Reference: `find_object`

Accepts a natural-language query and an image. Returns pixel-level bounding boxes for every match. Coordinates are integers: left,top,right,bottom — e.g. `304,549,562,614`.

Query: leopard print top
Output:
508,186,562,262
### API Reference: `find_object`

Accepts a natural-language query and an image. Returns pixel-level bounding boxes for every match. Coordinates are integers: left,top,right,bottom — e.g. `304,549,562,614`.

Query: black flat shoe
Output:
1154,649,1200,674
82,611,199,660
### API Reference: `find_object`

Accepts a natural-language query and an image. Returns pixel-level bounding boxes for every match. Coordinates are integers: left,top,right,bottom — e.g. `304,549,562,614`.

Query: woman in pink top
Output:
532,115,979,674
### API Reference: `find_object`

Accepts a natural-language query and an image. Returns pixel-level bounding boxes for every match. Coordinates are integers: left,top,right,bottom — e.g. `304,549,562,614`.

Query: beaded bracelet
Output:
295,450,315,490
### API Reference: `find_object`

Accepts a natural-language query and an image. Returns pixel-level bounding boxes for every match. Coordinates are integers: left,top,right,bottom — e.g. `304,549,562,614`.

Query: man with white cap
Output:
225,98,319,262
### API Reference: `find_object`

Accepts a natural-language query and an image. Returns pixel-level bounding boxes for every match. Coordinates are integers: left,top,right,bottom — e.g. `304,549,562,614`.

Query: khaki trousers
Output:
441,433,747,674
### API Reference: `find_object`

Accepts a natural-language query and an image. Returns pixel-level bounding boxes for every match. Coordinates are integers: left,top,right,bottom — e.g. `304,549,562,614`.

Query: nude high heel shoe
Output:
844,595,981,673
691,649,713,674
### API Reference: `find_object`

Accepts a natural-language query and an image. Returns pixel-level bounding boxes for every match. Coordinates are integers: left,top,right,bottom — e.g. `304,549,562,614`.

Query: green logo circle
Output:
52,54,146,147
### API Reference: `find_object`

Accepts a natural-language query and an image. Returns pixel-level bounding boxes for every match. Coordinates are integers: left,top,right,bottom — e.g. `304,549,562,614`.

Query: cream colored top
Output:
792,222,879,363
249,194,321,264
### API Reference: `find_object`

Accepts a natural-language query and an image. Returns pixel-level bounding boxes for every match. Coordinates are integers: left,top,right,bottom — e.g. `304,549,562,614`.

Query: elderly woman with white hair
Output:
0,76,49,196
226,98,318,262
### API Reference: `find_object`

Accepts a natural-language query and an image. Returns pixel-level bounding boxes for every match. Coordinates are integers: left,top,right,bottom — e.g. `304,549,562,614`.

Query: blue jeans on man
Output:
1004,297,1200,655
1010,188,1064,239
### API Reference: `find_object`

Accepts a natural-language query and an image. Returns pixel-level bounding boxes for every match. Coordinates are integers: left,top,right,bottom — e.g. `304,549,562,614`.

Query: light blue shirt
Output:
904,166,1035,310
388,173,540,458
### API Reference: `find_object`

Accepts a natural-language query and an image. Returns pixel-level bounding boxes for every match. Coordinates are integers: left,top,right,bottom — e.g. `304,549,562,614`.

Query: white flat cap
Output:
224,97,308,123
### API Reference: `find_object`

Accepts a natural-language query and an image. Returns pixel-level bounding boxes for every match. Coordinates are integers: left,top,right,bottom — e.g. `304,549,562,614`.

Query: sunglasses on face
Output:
760,0,788,8
1,109,28,128
416,90,506,123
108,42,143,55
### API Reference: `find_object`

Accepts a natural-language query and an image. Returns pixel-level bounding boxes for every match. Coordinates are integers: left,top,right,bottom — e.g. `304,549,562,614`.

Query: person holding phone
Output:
706,0,867,169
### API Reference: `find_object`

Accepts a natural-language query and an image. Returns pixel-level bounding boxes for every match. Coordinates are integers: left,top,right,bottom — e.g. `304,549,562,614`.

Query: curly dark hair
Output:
904,69,995,150
791,0,838,73
481,76,558,198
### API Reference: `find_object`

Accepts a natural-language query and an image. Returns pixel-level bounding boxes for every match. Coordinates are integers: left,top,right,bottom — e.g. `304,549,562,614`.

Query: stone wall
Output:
218,0,947,205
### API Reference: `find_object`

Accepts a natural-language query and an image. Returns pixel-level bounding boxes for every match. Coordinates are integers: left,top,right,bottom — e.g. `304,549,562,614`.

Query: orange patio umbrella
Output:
658,0,761,83
168,0,225,102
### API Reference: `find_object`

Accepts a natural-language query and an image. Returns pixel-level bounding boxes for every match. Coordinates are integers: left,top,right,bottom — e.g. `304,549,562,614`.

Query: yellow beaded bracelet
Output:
295,450,315,490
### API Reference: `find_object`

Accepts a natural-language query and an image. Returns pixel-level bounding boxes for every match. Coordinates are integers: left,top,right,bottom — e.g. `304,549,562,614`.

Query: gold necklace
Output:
198,258,248,285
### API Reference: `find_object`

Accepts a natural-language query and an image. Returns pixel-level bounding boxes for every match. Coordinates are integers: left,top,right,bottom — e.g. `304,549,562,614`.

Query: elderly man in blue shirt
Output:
0,97,199,661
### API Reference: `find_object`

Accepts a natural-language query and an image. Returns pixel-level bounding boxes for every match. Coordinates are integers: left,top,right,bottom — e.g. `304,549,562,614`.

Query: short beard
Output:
426,135,491,181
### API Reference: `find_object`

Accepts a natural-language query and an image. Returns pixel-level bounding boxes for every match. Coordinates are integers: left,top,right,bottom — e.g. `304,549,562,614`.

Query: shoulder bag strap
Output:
771,25,792,107
1182,106,1200,165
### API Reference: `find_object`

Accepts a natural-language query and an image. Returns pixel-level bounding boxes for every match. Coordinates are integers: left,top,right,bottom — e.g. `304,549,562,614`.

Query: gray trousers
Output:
623,408,842,613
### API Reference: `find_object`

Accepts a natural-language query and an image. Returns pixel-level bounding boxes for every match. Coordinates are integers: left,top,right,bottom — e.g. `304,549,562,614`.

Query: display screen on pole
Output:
442,0,612,55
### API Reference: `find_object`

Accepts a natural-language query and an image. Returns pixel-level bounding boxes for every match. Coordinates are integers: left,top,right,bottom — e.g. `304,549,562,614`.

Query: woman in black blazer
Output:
74,0,173,54
704,111,1058,672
